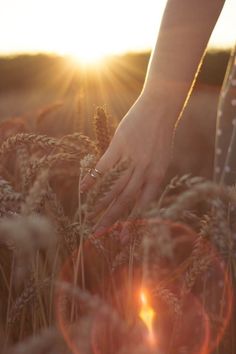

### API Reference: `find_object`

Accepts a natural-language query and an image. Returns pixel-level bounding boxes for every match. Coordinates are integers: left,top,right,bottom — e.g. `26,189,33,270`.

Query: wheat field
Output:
0,105,235,354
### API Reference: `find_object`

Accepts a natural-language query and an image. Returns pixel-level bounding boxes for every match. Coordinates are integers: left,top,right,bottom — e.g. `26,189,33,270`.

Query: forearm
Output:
142,0,225,127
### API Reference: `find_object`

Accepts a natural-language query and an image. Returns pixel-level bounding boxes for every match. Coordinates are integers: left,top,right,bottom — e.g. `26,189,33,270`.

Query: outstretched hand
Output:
80,94,174,235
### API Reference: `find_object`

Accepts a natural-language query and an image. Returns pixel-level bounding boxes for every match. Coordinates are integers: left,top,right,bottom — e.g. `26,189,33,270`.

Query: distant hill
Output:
0,49,231,93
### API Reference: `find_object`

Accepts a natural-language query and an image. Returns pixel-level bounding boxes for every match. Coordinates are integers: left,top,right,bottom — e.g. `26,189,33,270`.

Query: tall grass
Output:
0,108,235,354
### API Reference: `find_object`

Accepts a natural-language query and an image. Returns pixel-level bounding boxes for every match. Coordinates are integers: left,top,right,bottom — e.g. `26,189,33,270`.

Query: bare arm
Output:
81,0,226,235
143,0,225,126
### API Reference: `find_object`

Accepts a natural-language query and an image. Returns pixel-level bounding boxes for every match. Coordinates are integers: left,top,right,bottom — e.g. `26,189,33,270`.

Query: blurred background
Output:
0,0,235,180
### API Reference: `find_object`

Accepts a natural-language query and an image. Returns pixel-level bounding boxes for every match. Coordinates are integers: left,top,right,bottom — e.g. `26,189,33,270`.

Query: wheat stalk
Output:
93,107,111,155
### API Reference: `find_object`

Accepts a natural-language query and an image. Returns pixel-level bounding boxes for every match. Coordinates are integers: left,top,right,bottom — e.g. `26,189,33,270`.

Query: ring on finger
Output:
88,167,103,179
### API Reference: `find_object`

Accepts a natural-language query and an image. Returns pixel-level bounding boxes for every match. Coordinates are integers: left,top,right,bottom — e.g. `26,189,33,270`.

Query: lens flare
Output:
139,290,156,345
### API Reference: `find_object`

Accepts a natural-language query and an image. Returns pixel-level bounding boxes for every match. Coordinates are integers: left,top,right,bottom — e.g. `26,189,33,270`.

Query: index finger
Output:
80,148,120,193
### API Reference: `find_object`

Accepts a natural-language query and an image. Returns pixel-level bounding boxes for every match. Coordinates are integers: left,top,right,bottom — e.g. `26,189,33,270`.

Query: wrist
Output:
140,78,191,127
137,90,178,131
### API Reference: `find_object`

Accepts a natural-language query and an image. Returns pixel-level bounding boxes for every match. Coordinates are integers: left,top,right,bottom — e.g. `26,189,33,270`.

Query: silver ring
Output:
88,168,102,179
94,168,102,176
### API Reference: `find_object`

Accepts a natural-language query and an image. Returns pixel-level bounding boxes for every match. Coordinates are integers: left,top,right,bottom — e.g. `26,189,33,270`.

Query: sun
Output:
59,34,114,67
76,52,105,65
48,0,121,66
70,48,108,66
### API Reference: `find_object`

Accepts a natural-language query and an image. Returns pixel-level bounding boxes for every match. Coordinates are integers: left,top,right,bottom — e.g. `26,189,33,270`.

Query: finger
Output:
80,147,120,193
87,166,134,218
93,170,142,234
132,179,161,216
119,182,160,244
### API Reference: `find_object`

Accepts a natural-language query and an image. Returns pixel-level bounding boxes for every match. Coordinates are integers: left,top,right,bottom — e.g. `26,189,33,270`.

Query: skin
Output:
81,0,226,234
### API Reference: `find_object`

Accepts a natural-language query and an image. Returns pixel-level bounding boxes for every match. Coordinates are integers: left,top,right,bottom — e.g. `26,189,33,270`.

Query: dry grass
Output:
0,107,235,354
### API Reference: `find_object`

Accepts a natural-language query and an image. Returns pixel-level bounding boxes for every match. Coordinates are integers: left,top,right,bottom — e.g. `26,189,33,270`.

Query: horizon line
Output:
0,45,233,59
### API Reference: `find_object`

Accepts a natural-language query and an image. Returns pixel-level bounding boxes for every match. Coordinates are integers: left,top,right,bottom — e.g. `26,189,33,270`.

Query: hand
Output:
81,94,174,234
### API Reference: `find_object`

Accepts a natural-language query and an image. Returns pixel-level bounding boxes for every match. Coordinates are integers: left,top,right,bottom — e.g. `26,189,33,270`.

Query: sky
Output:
0,0,235,62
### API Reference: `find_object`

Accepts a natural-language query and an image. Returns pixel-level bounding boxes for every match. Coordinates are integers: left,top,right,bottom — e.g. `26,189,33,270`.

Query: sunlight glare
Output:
139,290,156,345
69,49,107,66
0,0,234,60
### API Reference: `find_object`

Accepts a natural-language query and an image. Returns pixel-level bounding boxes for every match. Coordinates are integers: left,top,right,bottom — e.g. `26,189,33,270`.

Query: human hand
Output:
80,94,175,234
